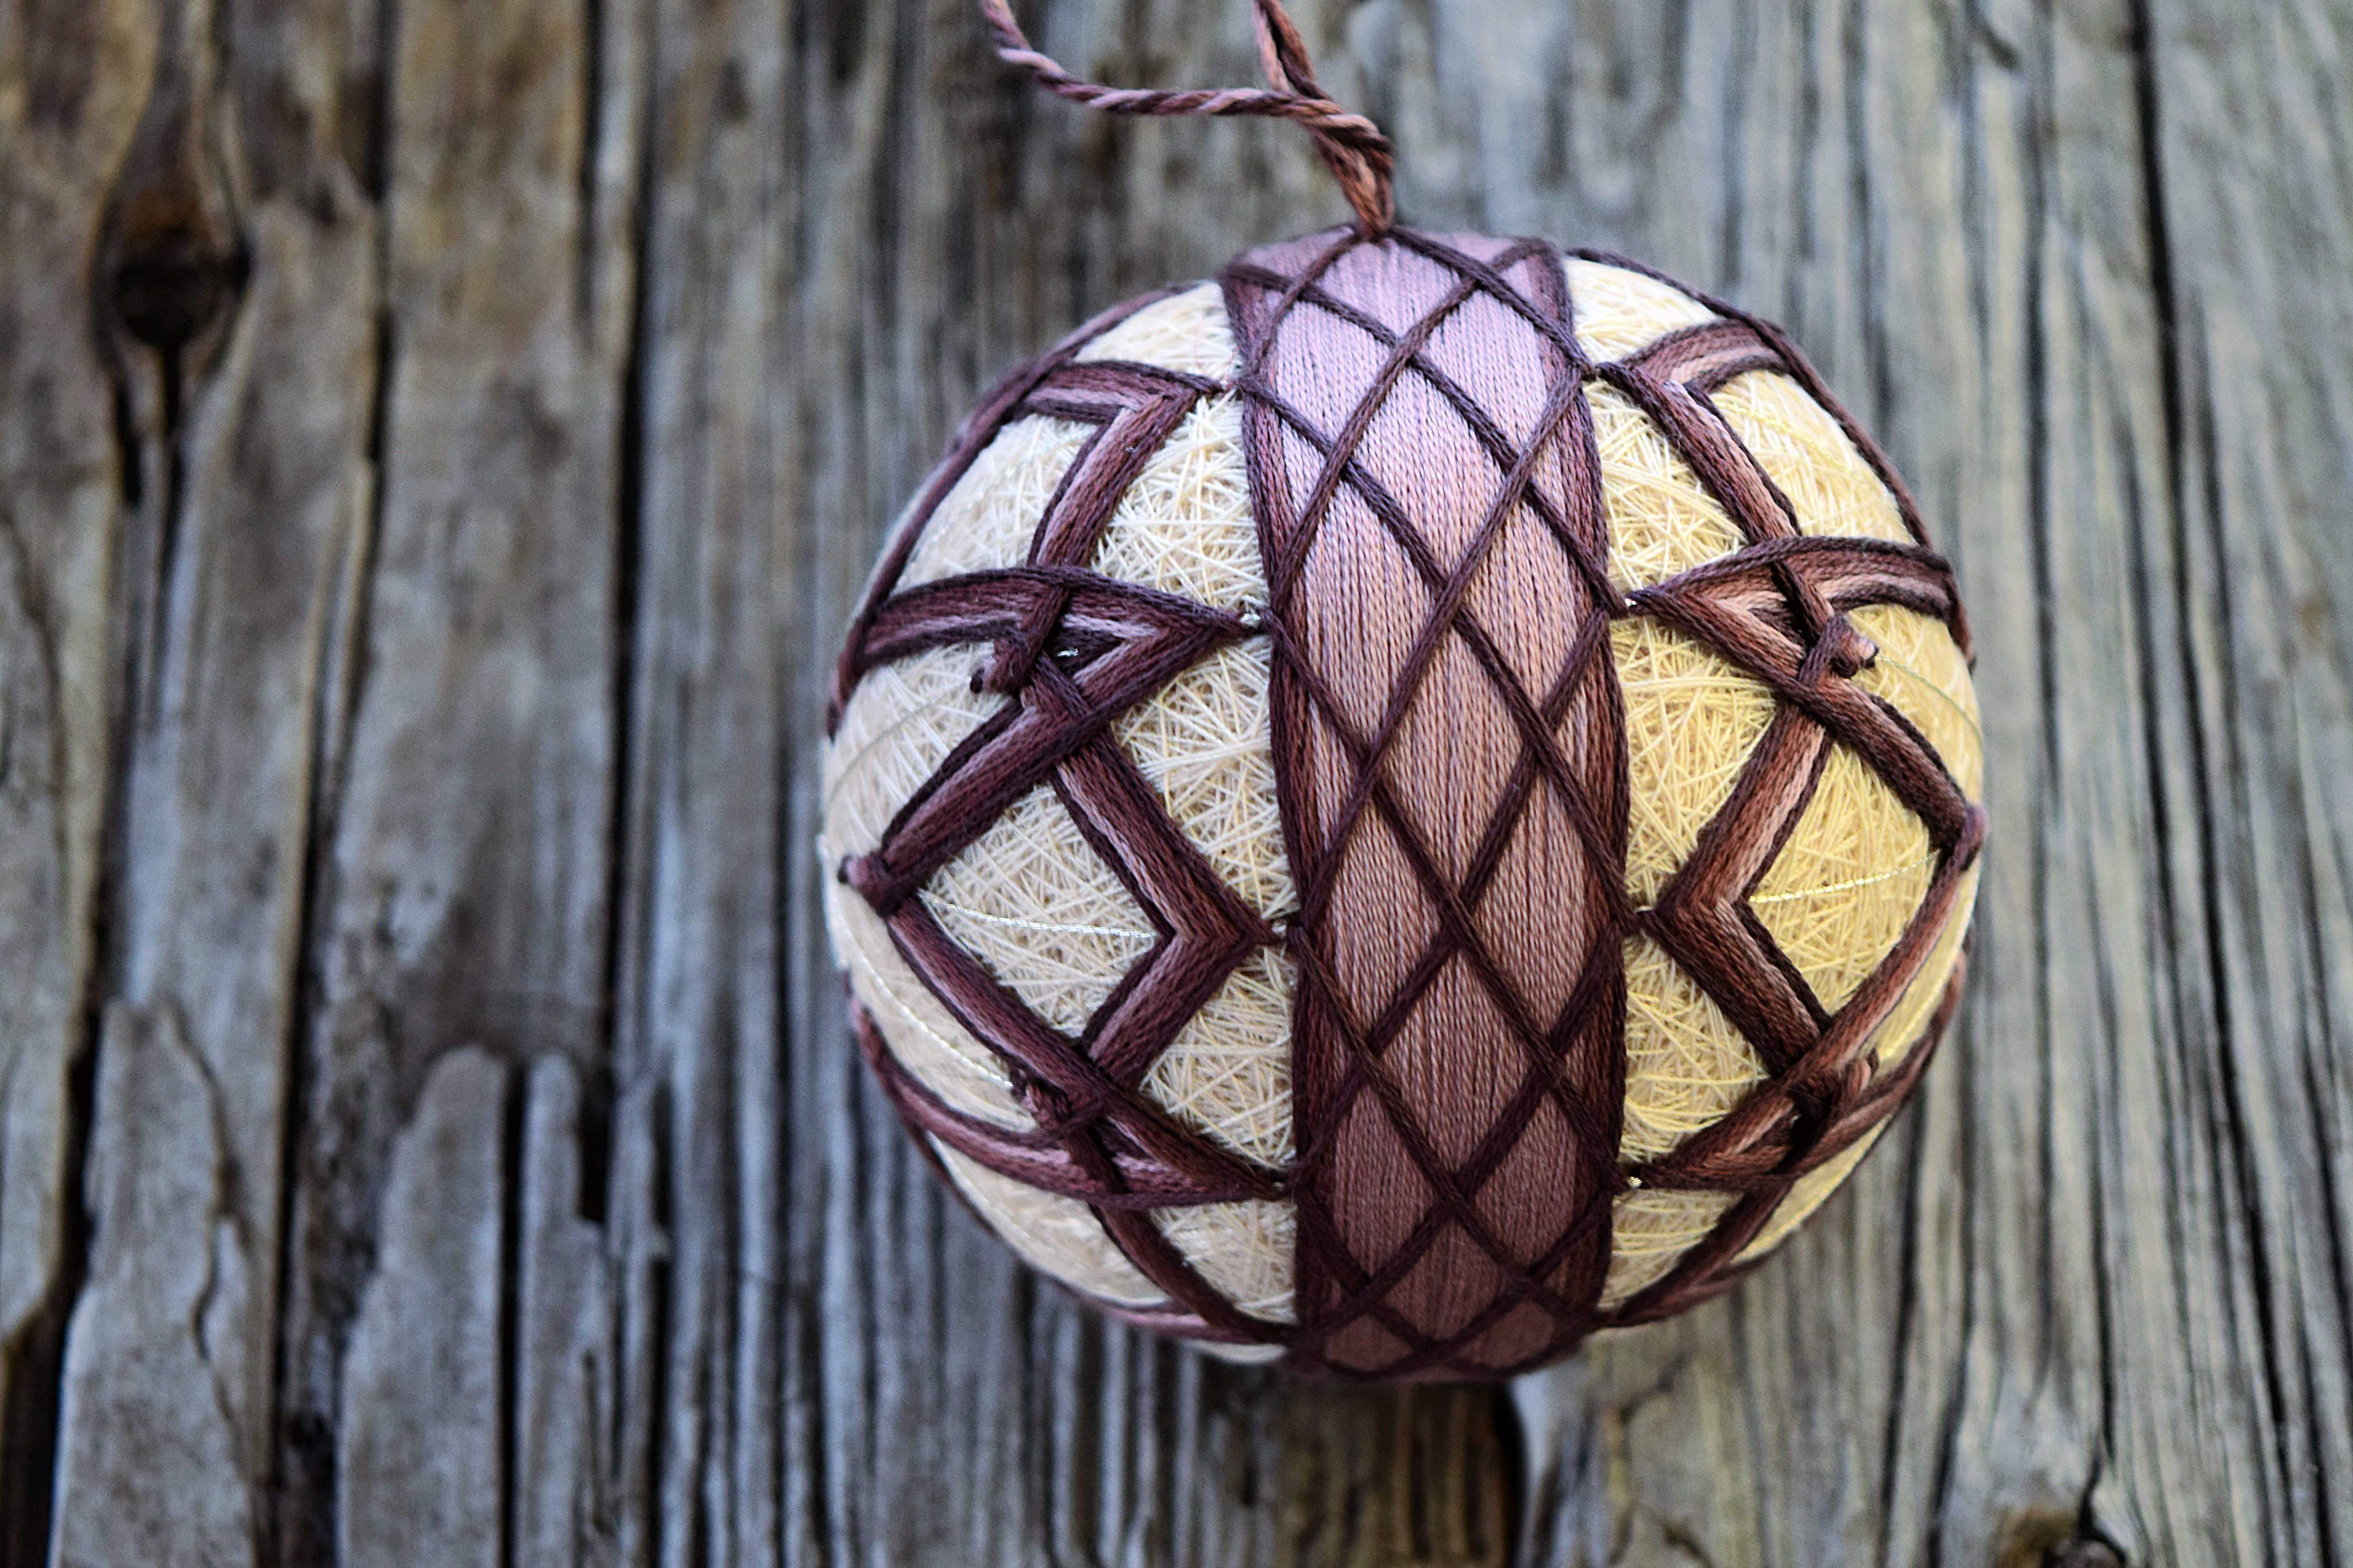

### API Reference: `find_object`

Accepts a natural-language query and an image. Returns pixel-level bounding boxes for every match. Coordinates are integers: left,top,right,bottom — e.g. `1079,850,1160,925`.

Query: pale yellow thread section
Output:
1564,258,1717,362
1616,617,1778,906
1751,746,1932,1014
1729,867,1978,1268
1141,948,1295,1169
1711,370,1908,543
899,416,1091,586
1735,1125,1887,1265
1563,280,1980,1303
1852,603,1983,801
1732,864,1977,1268
1590,381,1746,592
922,784,1158,1035
1866,862,1979,1072
826,889,1032,1131
1591,377,1976,1292
1155,1199,1297,1323
932,1140,1165,1308
823,645,1004,855
1076,281,1237,376
1113,640,1295,922
1604,840,1976,1297
1093,396,1265,613
1598,1189,1739,1309
1619,935,1768,1164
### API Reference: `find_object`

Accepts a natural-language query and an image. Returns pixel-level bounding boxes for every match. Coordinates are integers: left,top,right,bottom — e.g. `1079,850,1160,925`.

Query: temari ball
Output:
821,229,1986,1381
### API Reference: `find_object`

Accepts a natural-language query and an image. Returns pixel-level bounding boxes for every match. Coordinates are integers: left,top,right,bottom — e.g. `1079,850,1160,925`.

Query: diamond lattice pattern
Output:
1223,230,1985,1377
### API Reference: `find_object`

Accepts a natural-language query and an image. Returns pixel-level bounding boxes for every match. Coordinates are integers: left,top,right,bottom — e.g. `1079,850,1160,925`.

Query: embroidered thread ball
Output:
820,1,1985,1380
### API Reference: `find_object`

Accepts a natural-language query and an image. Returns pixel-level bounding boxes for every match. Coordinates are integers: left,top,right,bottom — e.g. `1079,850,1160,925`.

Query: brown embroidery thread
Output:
974,0,1395,237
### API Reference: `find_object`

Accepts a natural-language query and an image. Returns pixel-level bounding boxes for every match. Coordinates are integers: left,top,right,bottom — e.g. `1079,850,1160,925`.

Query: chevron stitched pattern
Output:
830,290,1300,1350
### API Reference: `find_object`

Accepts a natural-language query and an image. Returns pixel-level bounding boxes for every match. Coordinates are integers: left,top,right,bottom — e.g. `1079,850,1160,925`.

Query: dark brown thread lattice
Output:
1227,231,1625,1376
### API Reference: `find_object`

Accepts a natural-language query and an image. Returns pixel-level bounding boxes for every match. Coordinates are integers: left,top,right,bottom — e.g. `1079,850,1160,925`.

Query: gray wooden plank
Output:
40,0,388,1552
603,3,784,1563
0,0,149,1548
0,0,218,1554
267,0,639,1555
2140,0,2353,1560
516,1052,619,1567
3,0,2349,1563
335,1045,508,1565
50,1002,255,1564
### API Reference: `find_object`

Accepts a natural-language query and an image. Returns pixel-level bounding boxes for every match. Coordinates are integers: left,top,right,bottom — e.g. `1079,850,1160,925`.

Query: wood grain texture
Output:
0,0,2346,1564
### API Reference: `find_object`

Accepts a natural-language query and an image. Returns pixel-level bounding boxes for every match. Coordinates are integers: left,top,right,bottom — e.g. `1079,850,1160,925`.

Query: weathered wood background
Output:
2,0,2348,1562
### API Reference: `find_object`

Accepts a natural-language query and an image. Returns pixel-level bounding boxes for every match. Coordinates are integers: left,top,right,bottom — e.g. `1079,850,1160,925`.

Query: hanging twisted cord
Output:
975,0,1396,237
